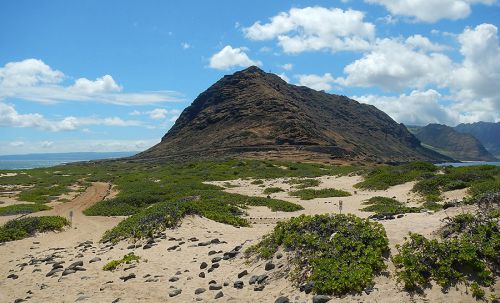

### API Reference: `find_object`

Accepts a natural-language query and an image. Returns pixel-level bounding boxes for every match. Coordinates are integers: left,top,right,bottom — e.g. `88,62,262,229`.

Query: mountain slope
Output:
415,124,497,161
455,122,500,157
137,66,451,163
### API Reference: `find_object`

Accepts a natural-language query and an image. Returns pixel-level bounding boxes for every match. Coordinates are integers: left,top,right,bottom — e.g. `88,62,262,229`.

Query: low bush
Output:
287,178,320,189
102,253,140,271
263,187,284,194
289,188,351,200
0,216,69,242
355,162,437,190
361,196,421,216
0,204,50,216
246,214,389,295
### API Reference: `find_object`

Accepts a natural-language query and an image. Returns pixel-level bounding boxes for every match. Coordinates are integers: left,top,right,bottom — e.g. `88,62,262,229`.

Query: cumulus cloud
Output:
0,58,182,105
297,73,335,91
208,45,261,70
244,7,375,53
336,37,453,91
281,63,293,71
0,101,144,132
354,90,458,125
129,108,181,120
365,0,497,23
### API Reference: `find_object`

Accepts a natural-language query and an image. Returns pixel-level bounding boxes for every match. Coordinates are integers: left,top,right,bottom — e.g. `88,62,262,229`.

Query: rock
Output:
112,299,120,303
199,272,205,278
200,262,208,269
208,250,217,255
209,284,222,290
169,276,179,282
89,257,101,263
208,280,217,284
211,257,222,263
234,280,244,289
396,214,404,218
119,273,136,282
254,285,265,291
62,269,76,276
207,268,214,273
127,244,135,249
275,297,289,303
142,244,152,250
198,241,211,247
52,264,64,269
257,274,268,284
194,288,206,295
168,289,182,297
276,253,283,259
189,237,199,242
145,278,158,282
223,281,229,286
211,263,220,269
167,245,179,251
214,291,224,299
265,262,275,271
223,250,238,259
13,299,25,303
300,281,315,294
238,270,248,278
7,273,18,279
67,261,83,269
312,295,331,303
249,275,258,285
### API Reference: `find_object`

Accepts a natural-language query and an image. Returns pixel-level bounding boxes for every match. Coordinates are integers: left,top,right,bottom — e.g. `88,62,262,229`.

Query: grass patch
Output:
0,204,51,216
0,216,69,243
355,162,437,190
251,180,264,185
289,188,351,200
361,196,421,216
102,253,140,271
392,192,499,296
246,214,389,295
263,187,284,194
287,178,320,189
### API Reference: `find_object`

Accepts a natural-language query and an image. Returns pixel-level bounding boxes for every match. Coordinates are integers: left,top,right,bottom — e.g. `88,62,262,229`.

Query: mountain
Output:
136,66,451,163
455,122,500,157
414,124,497,161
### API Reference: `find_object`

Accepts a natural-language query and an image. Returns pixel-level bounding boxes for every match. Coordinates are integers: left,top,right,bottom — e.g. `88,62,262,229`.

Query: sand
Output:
0,177,497,302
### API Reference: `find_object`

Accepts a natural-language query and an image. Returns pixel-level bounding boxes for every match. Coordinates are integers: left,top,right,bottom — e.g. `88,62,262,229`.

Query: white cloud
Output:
0,101,144,132
297,73,335,91
244,7,375,53
129,108,181,120
169,115,179,123
208,45,261,70
354,90,458,125
365,0,497,23
0,59,182,105
336,37,453,91
9,141,25,147
277,73,290,83
0,139,159,155
280,63,293,70
181,42,191,49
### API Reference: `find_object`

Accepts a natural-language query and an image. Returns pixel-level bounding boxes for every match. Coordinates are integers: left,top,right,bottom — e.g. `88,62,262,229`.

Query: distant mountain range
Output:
413,124,497,161
455,122,500,157
136,66,450,163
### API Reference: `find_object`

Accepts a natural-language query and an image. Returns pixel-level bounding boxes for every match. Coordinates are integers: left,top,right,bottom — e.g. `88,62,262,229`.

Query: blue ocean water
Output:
436,161,500,167
0,152,137,170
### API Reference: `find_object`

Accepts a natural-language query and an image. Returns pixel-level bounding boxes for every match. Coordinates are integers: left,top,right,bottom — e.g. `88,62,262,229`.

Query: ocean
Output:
0,152,137,170
436,161,500,167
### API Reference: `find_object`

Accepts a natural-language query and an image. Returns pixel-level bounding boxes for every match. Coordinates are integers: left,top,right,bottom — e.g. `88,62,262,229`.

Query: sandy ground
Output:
0,177,497,303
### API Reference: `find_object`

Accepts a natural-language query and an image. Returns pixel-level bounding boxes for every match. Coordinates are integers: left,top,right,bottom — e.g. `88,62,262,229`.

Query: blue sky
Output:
1,0,499,154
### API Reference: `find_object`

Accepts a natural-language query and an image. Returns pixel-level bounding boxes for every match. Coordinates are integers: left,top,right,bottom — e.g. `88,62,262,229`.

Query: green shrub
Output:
0,204,50,216
103,253,140,271
0,216,69,242
84,195,162,216
251,180,264,185
361,196,421,215
263,187,284,194
287,178,321,189
355,162,437,190
246,214,389,295
289,188,351,200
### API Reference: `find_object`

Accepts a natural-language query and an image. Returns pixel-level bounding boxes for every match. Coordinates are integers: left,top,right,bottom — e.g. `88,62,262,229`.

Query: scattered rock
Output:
276,253,283,259
89,257,101,263
168,289,182,297
194,288,206,295
238,270,248,278
119,273,136,282
67,261,83,269
200,262,208,269
312,295,331,303
142,244,153,250
256,274,268,284
167,245,179,251
211,263,220,269
275,297,289,303
208,250,217,255
209,284,222,290
249,275,258,285
234,281,244,289
300,281,314,294
254,285,265,291
265,262,275,271
214,291,224,299
198,241,211,247
62,269,76,276
169,276,179,282
211,257,222,263
199,272,205,278
7,273,18,279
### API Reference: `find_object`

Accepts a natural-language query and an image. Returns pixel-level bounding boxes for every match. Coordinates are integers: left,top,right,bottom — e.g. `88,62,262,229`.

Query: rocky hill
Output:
415,124,497,161
455,122,500,158
136,66,451,163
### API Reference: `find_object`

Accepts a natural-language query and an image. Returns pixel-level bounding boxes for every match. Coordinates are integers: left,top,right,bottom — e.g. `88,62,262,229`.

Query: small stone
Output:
265,262,275,271
209,284,222,290
167,245,179,251
234,280,244,289
142,244,152,250
257,274,268,284
238,270,248,278
89,257,101,263
199,272,205,278
7,273,19,279
300,281,315,294
211,257,222,263
312,295,331,303
200,262,208,269
211,263,220,269
276,253,283,259
169,276,179,282
194,288,206,295
119,273,136,282
254,285,265,291
208,250,217,255
62,269,76,276
214,291,224,299
223,281,229,286
249,275,258,285
275,297,289,303
168,289,182,297
68,261,83,269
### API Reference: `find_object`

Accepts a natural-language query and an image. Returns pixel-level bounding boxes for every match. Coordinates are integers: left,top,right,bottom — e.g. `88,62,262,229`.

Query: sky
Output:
1,0,499,155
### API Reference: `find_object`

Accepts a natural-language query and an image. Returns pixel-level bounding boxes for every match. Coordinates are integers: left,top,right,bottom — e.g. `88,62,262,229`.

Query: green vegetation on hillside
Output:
246,214,389,295
0,216,69,243
289,188,351,200
0,204,51,216
361,197,421,216
355,162,437,190
393,193,499,296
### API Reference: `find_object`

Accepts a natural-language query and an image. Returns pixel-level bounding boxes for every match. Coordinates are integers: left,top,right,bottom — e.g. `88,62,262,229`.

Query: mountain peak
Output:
136,67,451,163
